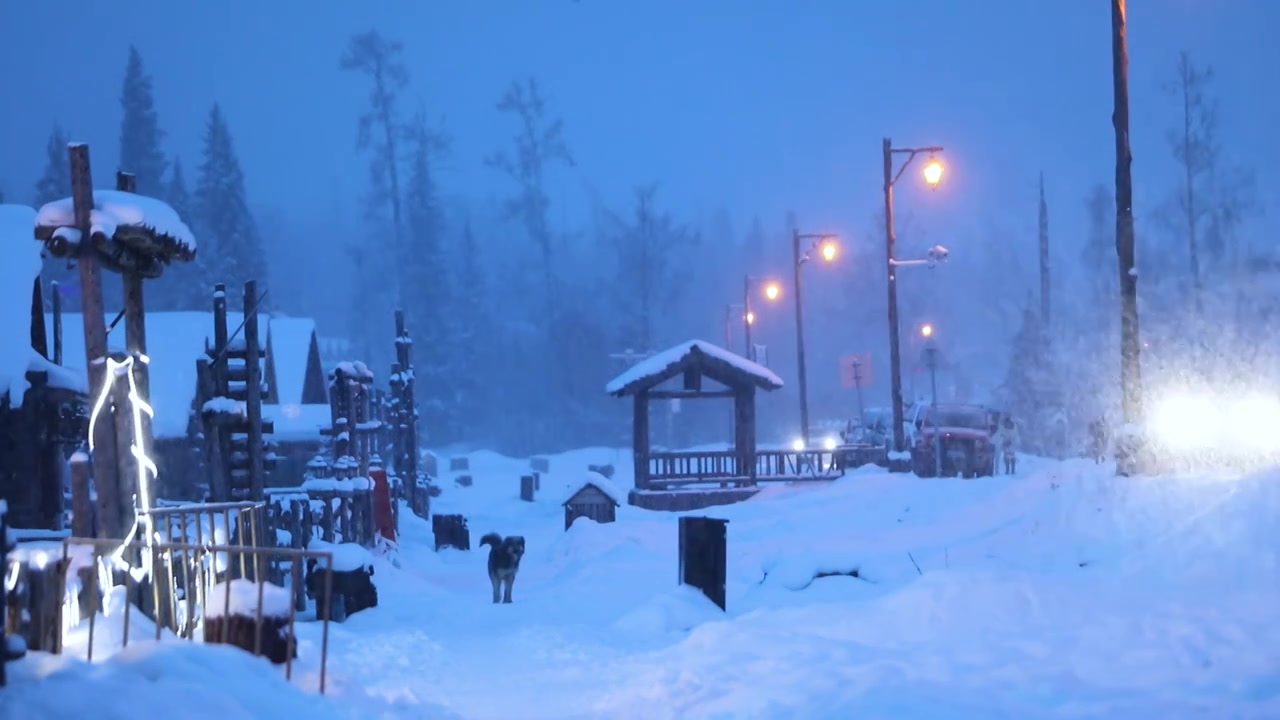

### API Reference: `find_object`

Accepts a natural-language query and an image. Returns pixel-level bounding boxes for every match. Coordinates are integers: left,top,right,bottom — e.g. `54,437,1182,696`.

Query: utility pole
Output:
925,343,942,478
1112,0,1143,429
1039,171,1051,327
883,138,905,460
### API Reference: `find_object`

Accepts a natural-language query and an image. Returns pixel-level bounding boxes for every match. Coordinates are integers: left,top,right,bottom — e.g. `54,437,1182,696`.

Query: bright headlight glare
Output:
1229,395,1280,451
1150,394,1219,449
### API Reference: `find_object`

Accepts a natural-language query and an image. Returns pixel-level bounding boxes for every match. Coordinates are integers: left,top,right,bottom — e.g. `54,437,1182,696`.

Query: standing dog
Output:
480,533,525,604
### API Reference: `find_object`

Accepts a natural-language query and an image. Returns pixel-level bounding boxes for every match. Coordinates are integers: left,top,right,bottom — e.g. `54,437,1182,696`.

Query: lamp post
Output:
921,323,942,478
792,230,837,446
724,303,746,350
743,275,780,362
883,138,945,466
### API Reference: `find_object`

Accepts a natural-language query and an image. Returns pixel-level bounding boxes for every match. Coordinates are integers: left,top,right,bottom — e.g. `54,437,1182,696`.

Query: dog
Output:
480,532,525,604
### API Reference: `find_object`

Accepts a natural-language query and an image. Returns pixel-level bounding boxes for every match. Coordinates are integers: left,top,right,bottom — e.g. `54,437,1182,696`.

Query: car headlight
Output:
791,438,805,452
1149,393,1220,449
823,436,838,451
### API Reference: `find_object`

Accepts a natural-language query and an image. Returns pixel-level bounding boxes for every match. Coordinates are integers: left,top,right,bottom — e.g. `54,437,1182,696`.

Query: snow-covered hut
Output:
0,205,87,530
563,472,623,530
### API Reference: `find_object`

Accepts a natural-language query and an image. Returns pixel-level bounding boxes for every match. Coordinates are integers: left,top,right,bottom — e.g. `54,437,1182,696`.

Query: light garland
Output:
86,352,159,575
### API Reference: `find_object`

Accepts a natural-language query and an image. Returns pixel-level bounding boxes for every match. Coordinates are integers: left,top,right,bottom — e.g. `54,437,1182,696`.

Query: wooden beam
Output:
243,280,265,500
117,171,154,517
633,392,650,490
69,143,124,541
647,389,734,400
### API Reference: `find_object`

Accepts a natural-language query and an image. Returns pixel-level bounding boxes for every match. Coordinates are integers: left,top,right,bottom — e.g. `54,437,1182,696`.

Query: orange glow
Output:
764,282,781,301
820,241,837,262
921,323,934,338
923,157,944,187
746,311,756,324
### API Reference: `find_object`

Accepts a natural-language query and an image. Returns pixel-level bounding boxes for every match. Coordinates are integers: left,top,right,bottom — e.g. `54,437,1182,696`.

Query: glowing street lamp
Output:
882,138,947,466
920,323,934,338
792,229,840,445
923,156,944,188
743,275,780,361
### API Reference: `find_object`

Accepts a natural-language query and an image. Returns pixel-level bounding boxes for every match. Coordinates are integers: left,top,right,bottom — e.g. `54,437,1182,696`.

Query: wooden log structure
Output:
201,579,296,664
305,558,377,623
390,310,420,512
432,514,470,551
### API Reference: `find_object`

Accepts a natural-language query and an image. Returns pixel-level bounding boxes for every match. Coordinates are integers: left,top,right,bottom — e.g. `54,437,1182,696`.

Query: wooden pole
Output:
51,281,63,366
244,281,265,500
69,143,123,541
1112,0,1143,427
30,278,47,359
117,170,155,520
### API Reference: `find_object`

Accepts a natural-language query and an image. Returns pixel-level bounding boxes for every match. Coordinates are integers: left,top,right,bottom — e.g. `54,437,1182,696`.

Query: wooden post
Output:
30,278,47,359
70,452,94,537
393,310,417,502
69,143,124,541
51,281,63,365
1112,0,1143,430
116,171,154,513
197,358,228,502
244,281,265,500
633,392,650,490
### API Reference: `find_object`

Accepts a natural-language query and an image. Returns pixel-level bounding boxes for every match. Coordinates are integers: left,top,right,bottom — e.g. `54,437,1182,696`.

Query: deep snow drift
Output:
6,449,1279,719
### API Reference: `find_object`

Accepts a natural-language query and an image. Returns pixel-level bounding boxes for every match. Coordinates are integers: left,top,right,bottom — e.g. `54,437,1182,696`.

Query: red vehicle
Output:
910,404,996,477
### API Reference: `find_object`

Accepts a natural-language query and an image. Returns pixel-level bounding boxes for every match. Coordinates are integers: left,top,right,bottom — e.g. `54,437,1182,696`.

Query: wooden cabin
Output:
563,472,622,530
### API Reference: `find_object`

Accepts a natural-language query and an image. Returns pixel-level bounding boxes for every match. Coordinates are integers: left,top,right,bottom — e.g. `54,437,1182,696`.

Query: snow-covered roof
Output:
605,339,784,396
0,204,44,404
35,190,195,256
563,471,624,506
267,316,319,405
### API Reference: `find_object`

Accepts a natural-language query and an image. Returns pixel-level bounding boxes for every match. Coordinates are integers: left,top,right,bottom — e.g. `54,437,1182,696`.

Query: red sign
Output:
839,352,873,389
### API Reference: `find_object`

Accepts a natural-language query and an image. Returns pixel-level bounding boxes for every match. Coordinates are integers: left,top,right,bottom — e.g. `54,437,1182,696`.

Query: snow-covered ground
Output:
5,449,1279,719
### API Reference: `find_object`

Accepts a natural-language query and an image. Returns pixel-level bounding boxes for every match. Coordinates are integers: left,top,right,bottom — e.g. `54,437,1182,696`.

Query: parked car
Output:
833,411,891,470
910,403,996,477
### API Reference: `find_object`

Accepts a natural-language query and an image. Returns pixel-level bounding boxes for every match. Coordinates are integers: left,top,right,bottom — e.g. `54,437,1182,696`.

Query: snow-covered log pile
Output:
34,190,196,278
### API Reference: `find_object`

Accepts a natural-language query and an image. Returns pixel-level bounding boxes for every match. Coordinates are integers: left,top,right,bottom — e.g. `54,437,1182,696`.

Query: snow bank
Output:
308,539,374,573
204,579,293,619
3,642,346,720
605,338,783,394
0,204,42,404
35,189,196,252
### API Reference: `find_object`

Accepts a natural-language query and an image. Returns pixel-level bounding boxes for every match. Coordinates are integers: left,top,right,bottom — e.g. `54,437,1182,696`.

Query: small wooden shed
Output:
563,473,622,530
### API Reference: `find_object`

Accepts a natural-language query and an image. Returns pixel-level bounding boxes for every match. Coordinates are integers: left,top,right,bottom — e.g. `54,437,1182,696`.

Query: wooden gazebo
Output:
606,340,783,490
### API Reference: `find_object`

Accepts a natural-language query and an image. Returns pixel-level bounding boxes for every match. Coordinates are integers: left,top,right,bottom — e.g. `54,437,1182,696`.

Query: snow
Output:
0,204,43,405
309,538,374,572
202,395,245,416
605,338,784,395
204,578,294,619
264,402,332,441
35,189,196,252
7,448,1280,718
3,642,346,720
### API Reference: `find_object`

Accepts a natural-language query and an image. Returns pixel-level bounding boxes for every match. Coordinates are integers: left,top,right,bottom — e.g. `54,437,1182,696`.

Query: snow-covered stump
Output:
6,551,68,654
304,542,376,623
203,579,296,664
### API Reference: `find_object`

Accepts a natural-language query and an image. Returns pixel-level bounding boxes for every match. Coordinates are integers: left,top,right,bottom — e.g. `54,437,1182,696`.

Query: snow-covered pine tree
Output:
1001,300,1064,456
118,46,168,196
33,125,70,207
399,115,456,444
452,218,490,443
610,185,694,354
150,157,210,309
194,104,268,306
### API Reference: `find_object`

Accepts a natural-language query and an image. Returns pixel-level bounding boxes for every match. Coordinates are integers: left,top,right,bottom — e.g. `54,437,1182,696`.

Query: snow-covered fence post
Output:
243,280,266,500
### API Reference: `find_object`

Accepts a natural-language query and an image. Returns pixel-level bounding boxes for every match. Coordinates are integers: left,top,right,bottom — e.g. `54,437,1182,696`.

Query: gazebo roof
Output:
605,339,783,397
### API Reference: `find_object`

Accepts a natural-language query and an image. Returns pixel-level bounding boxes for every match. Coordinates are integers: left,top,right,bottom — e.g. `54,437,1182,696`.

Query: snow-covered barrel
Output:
34,190,196,277
203,579,295,664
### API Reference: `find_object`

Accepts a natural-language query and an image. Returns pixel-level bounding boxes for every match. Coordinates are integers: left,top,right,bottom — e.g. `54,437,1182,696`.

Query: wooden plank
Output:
68,143,124,541
647,389,734,400
51,281,63,365
243,281,265,500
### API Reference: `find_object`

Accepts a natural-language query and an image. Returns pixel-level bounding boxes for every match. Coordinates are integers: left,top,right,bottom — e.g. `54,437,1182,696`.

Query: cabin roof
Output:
562,472,624,507
605,339,783,397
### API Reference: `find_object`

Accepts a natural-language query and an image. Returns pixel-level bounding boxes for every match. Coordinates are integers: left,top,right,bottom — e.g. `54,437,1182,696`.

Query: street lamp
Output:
792,229,838,446
883,138,947,467
743,275,780,361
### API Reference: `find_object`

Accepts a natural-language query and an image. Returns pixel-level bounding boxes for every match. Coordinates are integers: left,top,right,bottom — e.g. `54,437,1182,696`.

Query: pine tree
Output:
151,157,209,310
399,116,455,442
194,104,268,304
1001,301,1064,456
33,125,70,206
118,46,168,196
453,219,489,442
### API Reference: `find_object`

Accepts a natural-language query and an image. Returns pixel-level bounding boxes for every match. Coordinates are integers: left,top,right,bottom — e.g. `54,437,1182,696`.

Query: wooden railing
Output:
756,449,842,480
648,450,741,481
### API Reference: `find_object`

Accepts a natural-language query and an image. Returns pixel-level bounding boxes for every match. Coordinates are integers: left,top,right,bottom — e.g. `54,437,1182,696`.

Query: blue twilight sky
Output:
2,1,1276,245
